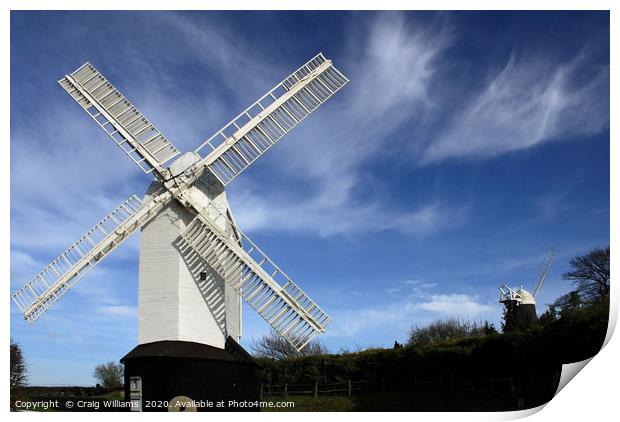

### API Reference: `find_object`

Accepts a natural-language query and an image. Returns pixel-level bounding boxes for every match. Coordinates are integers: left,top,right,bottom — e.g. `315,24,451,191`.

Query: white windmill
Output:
12,54,348,403
499,248,556,329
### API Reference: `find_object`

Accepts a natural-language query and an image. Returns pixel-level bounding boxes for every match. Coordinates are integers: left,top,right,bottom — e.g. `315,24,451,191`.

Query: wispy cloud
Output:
232,193,469,237
404,279,425,285
98,305,137,317
227,13,464,238
403,279,439,299
386,279,437,295
422,48,609,163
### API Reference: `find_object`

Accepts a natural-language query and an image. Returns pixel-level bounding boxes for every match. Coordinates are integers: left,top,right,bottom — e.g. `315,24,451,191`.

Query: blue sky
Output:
10,11,609,385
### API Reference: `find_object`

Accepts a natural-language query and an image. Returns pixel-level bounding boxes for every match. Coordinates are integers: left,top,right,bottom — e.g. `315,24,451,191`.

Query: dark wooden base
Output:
121,337,261,412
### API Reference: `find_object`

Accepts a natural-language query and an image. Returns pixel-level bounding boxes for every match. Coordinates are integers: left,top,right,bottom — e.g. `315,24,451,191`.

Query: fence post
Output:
348,380,352,397
284,383,288,398
314,380,318,398
450,374,454,392
260,384,264,400
413,373,417,391
381,377,386,393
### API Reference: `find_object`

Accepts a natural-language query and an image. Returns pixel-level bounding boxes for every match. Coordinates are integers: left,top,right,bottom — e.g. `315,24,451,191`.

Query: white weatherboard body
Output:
138,153,241,348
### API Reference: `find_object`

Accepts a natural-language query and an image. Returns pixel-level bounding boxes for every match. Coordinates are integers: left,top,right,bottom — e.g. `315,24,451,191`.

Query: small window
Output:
130,376,142,392
199,272,207,281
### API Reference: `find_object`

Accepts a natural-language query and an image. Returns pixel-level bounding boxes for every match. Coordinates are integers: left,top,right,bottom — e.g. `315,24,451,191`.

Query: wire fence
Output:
260,371,561,399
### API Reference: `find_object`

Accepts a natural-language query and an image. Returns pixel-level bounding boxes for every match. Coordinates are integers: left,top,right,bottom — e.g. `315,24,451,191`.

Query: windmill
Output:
12,53,348,408
499,248,556,331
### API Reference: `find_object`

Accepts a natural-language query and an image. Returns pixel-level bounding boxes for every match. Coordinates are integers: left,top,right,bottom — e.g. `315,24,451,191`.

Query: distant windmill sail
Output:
533,248,556,298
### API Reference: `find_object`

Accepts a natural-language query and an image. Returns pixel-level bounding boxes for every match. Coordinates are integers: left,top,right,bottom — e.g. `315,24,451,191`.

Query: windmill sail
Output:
194,53,349,186
14,53,348,351
12,192,171,322
59,62,180,177
177,201,330,351
533,249,556,298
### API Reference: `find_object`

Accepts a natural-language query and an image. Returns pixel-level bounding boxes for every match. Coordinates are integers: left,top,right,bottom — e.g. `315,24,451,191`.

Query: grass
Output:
262,387,552,412
91,390,124,400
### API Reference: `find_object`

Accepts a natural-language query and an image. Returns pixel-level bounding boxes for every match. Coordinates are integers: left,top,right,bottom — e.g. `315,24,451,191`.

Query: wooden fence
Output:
260,371,560,399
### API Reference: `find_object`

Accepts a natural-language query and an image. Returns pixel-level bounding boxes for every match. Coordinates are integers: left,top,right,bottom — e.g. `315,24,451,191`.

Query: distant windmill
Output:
12,53,348,408
499,249,556,330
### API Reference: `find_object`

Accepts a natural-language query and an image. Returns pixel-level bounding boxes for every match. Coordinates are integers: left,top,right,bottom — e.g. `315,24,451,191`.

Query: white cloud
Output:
399,279,438,299
418,294,494,315
328,293,498,338
422,49,609,163
404,279,425,285
98,305,137,317
347,13,451,130
226,14,465,238
10,250,42,287
10,250,39,268
231,190,468,237
224,16,608,240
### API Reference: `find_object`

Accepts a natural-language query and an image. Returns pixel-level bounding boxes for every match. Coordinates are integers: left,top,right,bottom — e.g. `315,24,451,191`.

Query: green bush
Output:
257,301,608,385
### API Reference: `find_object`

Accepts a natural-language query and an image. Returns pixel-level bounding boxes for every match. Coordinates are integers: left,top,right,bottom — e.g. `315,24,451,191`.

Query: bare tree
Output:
251,329,328,360
10,338,28,389
553,291,585,315
93,361,123,391
563,246,610,301
407,318,492,347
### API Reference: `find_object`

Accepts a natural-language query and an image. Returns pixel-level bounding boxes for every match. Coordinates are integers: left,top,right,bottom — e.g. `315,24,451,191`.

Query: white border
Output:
3,1,616,421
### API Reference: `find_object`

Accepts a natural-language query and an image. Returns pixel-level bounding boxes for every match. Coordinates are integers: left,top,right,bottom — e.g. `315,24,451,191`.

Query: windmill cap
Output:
169,151,201,177
517,288,536,305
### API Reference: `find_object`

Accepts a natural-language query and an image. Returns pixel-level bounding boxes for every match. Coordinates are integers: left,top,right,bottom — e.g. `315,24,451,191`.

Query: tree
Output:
563,246,610,302
482,320,499,335
251,329,328,360
538,305,558,326
10,338,28,389
554,291,585,317
93,361,123,391
407,318,491,347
